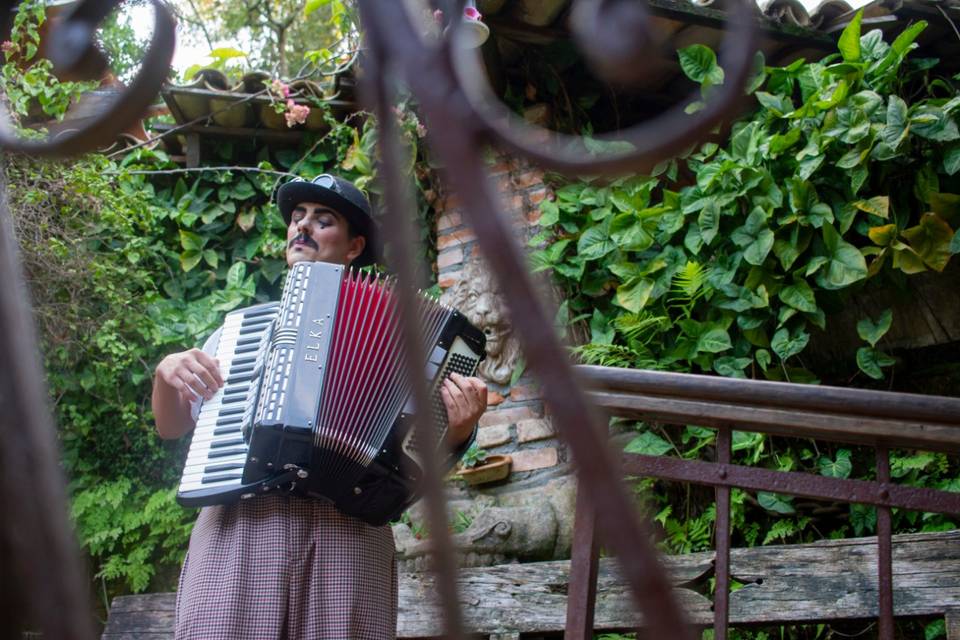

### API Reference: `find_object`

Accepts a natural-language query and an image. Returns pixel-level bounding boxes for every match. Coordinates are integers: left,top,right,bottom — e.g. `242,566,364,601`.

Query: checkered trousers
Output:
175,495,398,640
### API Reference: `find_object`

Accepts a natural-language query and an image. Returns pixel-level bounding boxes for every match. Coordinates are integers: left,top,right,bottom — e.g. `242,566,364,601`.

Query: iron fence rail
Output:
573,363,960,640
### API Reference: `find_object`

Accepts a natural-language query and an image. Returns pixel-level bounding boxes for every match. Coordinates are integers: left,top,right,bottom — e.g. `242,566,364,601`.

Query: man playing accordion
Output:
152,174,488,639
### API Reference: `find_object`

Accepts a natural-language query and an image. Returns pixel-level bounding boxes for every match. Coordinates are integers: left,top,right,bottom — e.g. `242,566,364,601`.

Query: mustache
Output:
288,233,318,250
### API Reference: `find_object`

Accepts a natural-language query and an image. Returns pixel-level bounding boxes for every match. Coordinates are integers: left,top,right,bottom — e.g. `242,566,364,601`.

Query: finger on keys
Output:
195,350,224,387
440,384,462,423
444,377,468,412
188,361,220,398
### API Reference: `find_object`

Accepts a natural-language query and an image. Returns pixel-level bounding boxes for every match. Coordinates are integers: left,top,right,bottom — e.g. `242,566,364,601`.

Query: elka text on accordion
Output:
176,261,486,525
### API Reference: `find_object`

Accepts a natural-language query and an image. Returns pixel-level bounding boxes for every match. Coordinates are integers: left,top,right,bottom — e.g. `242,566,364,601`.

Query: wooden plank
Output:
102,532,960,639
396,555,713,638
728,531,960,624
588,390,960,453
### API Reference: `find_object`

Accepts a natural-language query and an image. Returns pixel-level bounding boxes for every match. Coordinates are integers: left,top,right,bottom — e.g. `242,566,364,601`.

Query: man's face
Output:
286,201,366,268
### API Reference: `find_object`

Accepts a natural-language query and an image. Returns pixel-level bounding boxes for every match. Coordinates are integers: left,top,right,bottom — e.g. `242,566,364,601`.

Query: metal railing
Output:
569,365,960,639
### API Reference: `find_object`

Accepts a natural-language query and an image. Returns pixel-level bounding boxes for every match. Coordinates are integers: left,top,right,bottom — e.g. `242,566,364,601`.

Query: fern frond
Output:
614,311,670,346
572,343,659,369
668,261,712,317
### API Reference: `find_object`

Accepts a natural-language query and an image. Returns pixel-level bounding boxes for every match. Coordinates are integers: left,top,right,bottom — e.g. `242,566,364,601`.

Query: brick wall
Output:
434,153,567,481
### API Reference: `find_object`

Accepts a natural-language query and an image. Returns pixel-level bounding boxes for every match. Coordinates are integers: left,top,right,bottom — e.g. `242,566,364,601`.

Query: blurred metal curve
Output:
449,0,757,175
0,0,175,157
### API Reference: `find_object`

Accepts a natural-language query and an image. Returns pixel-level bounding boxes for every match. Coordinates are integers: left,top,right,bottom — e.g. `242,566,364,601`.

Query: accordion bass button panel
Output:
176,302,280,507
399,308,487,470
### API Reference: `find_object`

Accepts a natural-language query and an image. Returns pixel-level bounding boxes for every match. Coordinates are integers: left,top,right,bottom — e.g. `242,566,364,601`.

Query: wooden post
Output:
565,478,601,640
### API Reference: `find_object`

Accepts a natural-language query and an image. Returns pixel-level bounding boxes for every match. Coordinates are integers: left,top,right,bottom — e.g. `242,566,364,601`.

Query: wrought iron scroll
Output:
0,1,173,637
0,0,174,156
357,1,756,638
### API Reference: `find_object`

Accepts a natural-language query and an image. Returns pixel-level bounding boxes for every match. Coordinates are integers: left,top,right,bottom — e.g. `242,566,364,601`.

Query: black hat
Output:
275,174,379,267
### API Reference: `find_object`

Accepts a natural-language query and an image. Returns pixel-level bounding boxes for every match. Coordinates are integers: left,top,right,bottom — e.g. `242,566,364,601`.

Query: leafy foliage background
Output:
530,17,960,564
3,3,959,637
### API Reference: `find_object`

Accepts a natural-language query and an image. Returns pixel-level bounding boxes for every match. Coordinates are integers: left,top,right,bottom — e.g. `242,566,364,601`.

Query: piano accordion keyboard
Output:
176,304,277,504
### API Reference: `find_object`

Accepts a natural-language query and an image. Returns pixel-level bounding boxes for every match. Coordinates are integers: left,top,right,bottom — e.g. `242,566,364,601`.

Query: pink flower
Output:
433,9,444,24
1,41,14,55
416,122,427,138
271,79,290,98
463,6,482,20
285,102,311,127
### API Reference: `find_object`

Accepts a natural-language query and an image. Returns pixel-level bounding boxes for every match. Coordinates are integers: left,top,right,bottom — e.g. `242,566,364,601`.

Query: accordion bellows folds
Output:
176,261,486,525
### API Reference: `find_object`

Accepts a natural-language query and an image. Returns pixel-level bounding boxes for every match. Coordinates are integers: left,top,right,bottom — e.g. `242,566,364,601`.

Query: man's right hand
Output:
153,348,224,440
155,348,224,405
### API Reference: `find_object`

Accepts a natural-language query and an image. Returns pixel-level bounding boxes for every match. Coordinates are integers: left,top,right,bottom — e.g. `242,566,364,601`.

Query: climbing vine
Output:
531,14,959,562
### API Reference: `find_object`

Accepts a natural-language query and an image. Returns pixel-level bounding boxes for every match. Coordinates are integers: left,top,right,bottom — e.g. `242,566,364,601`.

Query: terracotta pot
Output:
457,454,512,485
170,76,209,122
257,102,288,129
210,82,254,128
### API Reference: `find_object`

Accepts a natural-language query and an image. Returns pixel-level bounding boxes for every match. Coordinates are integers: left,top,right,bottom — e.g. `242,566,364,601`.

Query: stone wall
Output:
434,153,567,481
392,153,582,569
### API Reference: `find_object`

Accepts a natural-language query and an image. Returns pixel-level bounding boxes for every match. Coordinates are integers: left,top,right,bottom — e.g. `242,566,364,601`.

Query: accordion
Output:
176,261,486,525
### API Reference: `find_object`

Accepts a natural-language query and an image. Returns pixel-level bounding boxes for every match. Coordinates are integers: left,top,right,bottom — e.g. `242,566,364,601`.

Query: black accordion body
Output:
176,261,486,525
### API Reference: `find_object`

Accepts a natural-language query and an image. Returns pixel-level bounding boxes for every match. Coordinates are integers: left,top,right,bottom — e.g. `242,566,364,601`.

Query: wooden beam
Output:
102,531,960,639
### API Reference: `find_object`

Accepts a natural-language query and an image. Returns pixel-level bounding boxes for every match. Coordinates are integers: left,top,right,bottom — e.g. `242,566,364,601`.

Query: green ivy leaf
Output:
678,45,724,85
225,262,246,289
756,91,793,116
577,221,617,260
684,225,703,256
951,229,960,255
924,619,946,640
202,249,219,268
179,249,202,272
857,346,896,379
757,491,796,515
590,309,615,345
616,277,655,313
911,105,960,142
698,202,720,246
901,213,954,272
944,144,960,176
815,224,868,289
819,449,852,478
610,213,654,252
850,503,876,536
538,200,560,226
713,356,752,378
779,279,817,312
697,328,733,354
882,96,909,149
625,431,673,456
771,326,810,361
853,196,890,219
755,349,772,371
731,208,775,265
856,308,892,346
838,10,863,62
178,229,205,252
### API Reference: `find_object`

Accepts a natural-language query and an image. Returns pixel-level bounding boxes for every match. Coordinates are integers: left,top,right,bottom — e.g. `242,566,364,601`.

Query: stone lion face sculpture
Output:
441,259,520,385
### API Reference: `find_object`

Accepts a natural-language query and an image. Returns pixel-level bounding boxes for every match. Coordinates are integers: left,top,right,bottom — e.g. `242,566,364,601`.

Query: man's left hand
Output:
441,372,487,447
